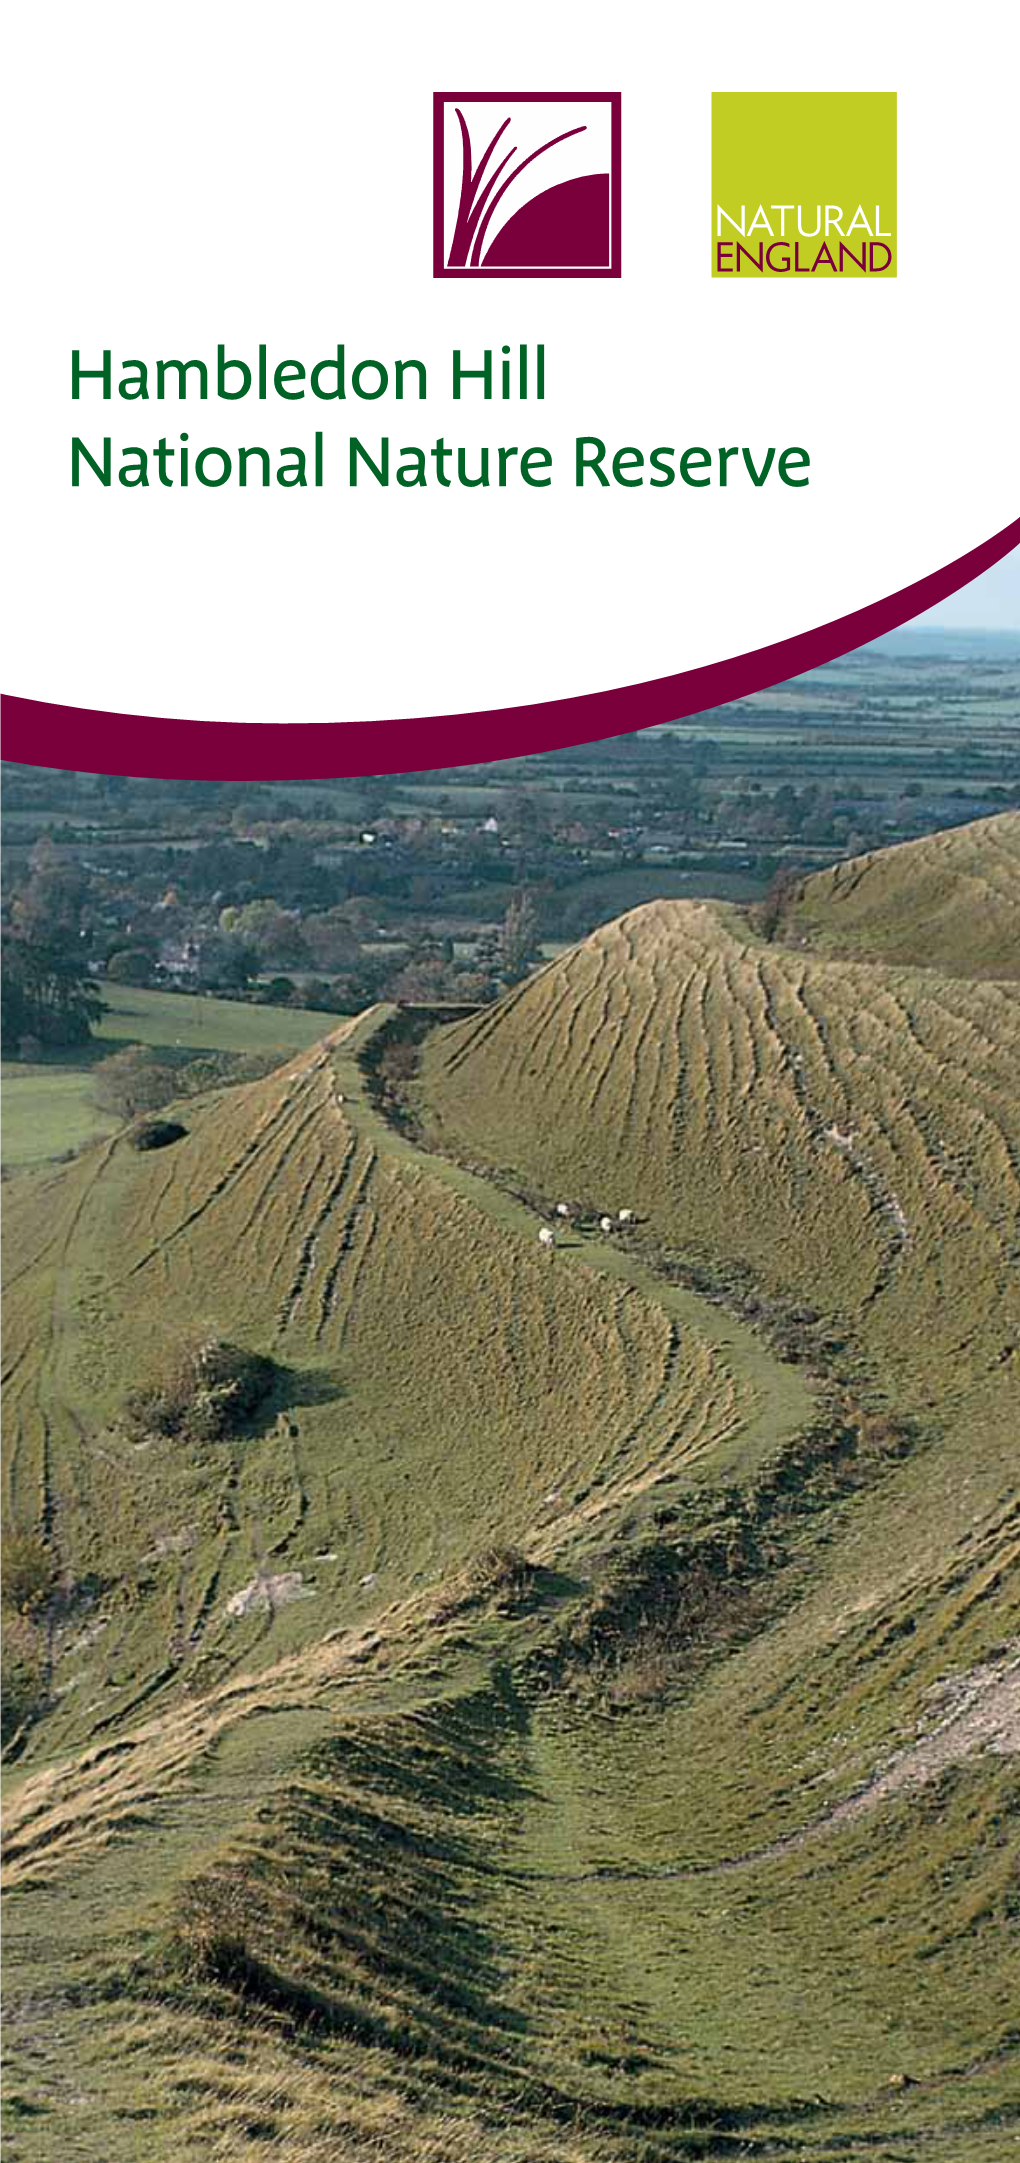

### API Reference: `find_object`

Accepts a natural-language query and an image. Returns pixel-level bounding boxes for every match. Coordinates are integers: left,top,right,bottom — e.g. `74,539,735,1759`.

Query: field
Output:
1,986,342,1166
2,818,1019,2161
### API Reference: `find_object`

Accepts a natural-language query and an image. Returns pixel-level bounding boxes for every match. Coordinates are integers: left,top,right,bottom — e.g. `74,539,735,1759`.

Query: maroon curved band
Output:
3,515,1018,778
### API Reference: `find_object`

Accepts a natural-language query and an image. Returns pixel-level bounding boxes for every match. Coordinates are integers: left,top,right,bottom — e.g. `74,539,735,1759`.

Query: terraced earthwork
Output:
3,820,1019,2162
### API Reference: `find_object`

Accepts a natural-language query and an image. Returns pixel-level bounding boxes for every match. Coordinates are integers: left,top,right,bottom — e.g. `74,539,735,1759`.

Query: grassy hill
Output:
783,809,1020,976
3,823,1019,2162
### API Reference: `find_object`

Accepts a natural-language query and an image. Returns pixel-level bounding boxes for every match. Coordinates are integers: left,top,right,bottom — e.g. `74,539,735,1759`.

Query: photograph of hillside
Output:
2,643,1019,2161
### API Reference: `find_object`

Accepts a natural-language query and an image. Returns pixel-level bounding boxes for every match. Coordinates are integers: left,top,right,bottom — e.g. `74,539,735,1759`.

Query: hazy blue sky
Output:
914,549,1020,631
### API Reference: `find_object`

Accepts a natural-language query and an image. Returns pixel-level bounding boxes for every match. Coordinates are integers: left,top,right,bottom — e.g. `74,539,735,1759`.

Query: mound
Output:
785,809,1020,975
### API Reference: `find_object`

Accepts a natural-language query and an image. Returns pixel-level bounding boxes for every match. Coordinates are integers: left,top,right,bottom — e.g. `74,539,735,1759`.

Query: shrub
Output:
123,1338,276,1445
599,1635,677,1708
465,1543,534,1606
163,1869,258,1986
2,1529,57,1615
132,1118,187,1152
1,1614,47,1745
437,1543,536,1621
378,1038,419,1087
564,1533,757,1705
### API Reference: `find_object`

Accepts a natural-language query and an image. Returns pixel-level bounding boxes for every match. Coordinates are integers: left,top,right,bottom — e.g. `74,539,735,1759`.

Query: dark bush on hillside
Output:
466,1543,534,1606
2,1529,57,1615
0,1615,47,1746
565,1532,758,1707
132,1118,187,1152
123,1338,276,1444
436,1543,536,1621
163,1868,260,1987
378,1038,419,1087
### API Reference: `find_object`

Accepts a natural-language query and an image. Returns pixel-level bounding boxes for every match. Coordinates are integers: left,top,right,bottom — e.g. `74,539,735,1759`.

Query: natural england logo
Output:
433,92,621,278
712,91,897,277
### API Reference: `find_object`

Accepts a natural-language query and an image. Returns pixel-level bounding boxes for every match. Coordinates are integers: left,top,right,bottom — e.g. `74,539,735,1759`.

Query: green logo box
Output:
711,91,897,277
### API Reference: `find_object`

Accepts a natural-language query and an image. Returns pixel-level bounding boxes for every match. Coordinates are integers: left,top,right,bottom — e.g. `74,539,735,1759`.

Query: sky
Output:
913,549,1020,631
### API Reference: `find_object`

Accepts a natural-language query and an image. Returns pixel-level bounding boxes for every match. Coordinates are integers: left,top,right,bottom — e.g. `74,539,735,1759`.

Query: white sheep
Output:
618,1208,634,1224
555,1202,571,1218
538,1226,555,1249
599,1216,614,1235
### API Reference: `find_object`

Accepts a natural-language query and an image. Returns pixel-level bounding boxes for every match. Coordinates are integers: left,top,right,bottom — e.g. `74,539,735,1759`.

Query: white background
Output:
3,1,1018,726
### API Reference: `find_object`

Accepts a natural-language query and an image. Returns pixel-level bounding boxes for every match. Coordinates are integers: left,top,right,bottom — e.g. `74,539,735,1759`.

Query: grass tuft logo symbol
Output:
433,92,622,278
712,91,897,277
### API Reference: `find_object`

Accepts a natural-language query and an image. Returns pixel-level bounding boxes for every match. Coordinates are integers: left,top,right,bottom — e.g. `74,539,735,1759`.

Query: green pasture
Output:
1,985,339,1167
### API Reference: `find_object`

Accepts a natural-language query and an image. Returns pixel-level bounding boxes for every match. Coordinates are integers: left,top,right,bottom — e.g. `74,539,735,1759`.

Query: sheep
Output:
599,1216,614,1235
538,1226,555,1249
618,1208,634,1224
555,1202,571,1218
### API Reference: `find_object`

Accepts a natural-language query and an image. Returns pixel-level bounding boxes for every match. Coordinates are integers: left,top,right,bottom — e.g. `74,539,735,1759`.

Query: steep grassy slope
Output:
785,809,1020,975
3,1015,754,1775
3,835,1019,2162
420,884,1019,1461
5,1012,818,2158
414,858,1020,2143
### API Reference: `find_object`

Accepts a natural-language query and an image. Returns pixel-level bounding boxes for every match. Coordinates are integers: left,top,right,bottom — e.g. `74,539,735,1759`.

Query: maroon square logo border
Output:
432,91,622,279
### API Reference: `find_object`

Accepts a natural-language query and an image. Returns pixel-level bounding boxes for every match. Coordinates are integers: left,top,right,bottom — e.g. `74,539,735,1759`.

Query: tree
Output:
10,846,89,948
197,934,258,990
1,934,103,1048
106,947,156,986
219,900,307,965
302,908,361,972
300,977,334,1010
757,867,801,943
389,954,462,1002
92,1045,179,1121
499,892,541,982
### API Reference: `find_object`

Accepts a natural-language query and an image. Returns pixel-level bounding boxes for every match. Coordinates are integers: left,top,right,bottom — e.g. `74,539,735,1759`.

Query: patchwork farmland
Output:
2,817,1019,2162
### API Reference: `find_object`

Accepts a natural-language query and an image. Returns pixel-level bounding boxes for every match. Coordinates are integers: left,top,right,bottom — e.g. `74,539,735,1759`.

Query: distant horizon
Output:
911,549,1019,634
877,621,1020,639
